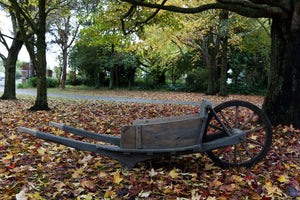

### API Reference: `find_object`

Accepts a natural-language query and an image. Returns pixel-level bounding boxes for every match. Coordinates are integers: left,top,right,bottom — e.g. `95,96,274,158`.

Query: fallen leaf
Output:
16,186,28,200
205,162,217,171
169,168,180,179
55,182,66,191
81,180,96,190
264,181,283,196
3,153,13,160
277,175,288,183
209,178,222,188
113,171,123,184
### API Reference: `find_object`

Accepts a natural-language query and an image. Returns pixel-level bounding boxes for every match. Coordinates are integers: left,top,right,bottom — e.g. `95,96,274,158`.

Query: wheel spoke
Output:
208,123,224,132
220,110,233,130
246,138,265,147
244,126,265,133
239,112,255,130
241,142,254,159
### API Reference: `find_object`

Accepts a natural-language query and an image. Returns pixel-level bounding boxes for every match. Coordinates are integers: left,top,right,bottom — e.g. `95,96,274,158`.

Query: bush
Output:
186,68,208,92
17,83,29,89
27,77,37,87
23,77,57,88
227,83,266,95
66,77,84,86
163,83,187,92
47,78,57,88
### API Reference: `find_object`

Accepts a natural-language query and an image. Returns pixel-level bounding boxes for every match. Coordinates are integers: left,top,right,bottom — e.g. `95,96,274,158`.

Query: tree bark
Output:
29,0,50,111
263,11,300,127
1,33,23,100
60,47,68,90
206,32,219,95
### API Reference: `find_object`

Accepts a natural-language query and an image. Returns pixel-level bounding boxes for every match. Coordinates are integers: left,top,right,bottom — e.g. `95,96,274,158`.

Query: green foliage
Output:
27,77,37,87
23,77,57,88
69,42,138,88
163,83,187,92
186,68,209,92
227,83,266,95
66,73,84,86
47,78,58,88
17,83,29,89
229,47,268,90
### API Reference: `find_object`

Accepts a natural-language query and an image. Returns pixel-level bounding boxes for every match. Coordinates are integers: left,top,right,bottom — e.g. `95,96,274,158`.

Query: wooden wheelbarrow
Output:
19,100,272,169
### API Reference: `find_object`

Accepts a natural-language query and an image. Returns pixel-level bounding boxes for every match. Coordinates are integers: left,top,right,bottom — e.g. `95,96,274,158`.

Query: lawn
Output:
0,91,299,199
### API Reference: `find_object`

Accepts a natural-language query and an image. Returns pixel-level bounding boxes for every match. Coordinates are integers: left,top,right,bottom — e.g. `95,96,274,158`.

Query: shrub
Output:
27,77,37,87
17,83,29,89
23,77,57,88
227,83,266,95
46,78,57,88
186,68,208,92
163,83,187,92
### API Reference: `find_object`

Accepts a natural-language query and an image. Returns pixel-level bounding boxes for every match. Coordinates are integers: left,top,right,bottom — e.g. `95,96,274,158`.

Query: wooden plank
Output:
133,114,199,125
121,117,203,149
136,125,142,149
120,126,136,148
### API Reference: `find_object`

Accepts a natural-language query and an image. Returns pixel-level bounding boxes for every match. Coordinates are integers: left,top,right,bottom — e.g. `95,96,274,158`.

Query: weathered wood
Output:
133,114,199,125
49,121,121,146
121,117,204,149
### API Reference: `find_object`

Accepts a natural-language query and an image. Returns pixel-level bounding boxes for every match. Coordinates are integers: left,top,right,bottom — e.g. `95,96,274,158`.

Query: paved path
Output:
0,86,202,106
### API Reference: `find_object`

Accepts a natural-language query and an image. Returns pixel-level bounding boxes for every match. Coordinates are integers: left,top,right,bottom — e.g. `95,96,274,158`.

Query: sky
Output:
0,10,59,69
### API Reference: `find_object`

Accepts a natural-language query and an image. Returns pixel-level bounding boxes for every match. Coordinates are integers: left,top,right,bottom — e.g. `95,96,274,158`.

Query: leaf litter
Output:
0,95,299,199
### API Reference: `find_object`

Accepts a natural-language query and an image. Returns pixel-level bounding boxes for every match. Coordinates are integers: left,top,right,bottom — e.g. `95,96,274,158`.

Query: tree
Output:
51,6,81,90
69,43,105,88
77,0,138,89
120,0,300,128
10,0,50,110
50,0,98,90
0,8,23,100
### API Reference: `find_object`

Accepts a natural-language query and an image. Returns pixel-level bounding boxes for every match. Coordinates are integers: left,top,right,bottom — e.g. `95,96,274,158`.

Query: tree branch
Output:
218,0,287,18
121,0,287,18
10,0,37,32
0,53,6,61
0,31,10,51
121,0,168,35
256,19,271,37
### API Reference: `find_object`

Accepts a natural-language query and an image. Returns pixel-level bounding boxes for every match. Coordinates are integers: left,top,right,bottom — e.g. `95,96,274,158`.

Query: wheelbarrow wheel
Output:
203,100,272,168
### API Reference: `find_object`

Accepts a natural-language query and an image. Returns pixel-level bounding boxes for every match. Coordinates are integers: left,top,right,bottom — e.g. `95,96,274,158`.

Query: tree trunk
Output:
1,34,23,100
263,14,300,127
207,51,218,95
60,48,68,90
28,58,35,78
206,30,219,95
219,10,229,97
29,0,49,111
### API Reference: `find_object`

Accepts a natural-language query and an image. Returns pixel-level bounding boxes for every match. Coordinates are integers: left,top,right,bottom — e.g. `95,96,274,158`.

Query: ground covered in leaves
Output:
47,87,265,105
0,93,299,199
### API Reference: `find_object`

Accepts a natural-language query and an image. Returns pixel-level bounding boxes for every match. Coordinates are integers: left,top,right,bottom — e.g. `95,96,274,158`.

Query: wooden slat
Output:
133,114,199,125
121,117,203,149
136,125,142,149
